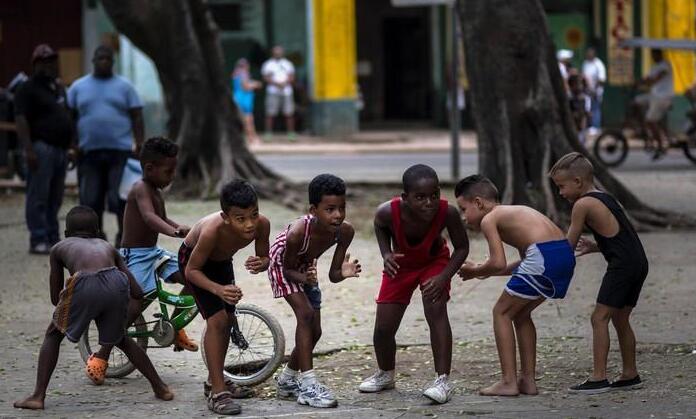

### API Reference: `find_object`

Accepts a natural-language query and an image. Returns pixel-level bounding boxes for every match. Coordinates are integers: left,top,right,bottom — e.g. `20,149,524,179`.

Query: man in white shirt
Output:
634,49,674,159
261,46,295,138
581,47,606,130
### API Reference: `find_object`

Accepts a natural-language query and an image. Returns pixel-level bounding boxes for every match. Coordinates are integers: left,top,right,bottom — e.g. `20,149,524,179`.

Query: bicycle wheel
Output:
593,130,629,167
78,314,149,378
200,303,285,386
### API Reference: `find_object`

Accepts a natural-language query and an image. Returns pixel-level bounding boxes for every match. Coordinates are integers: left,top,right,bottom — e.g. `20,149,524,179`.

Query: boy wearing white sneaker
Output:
359,165,469,404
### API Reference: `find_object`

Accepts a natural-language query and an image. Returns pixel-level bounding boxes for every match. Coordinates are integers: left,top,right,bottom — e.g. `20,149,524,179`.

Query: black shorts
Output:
178,243,236,320
596,263,648,309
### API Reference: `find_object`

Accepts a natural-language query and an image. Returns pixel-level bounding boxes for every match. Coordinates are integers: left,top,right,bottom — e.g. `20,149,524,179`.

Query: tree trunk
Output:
100,0,302,207
459,0,694,229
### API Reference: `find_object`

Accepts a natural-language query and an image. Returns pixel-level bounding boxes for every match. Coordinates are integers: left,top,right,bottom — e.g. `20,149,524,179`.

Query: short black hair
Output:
402,164,439,193
140,136,178,165
220,179,258,212
65,206,99,237
454,175,500,202
93,44,114,58
308,174,346,206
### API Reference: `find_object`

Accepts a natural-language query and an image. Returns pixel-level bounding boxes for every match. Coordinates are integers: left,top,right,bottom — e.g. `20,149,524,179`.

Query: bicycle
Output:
593,89,696,167
77,255,285,386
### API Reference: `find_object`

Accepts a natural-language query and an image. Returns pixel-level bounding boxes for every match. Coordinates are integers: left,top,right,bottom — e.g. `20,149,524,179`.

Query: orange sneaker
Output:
85,354,108,385
173,329,199,352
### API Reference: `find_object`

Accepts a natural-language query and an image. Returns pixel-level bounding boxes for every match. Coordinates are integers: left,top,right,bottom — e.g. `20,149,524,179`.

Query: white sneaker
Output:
297,380,338,408
275,373,299,399
358,370,395,393
423,374,453,404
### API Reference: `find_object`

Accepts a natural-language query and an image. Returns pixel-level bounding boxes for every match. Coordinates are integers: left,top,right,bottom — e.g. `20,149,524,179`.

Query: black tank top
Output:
583,191,648,270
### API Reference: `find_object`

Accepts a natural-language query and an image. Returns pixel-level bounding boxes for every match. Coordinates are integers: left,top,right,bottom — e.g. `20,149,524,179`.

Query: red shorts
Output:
376,252,451,305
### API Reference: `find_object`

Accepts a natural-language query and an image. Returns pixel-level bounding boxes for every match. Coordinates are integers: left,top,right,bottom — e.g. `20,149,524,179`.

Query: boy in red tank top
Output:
359,165,469,404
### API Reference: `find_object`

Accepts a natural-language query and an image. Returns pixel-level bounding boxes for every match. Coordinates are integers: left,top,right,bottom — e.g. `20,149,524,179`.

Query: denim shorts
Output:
303,284,322,310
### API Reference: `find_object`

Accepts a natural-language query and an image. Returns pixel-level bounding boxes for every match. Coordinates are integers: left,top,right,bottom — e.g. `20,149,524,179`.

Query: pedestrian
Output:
269,174,360,408
261,46,296,140
14,44,73,254
557,49,574,94
67,45,145,247
568,73,592,144
232,58,262,144
582,47,606,132
550,153,648,394
634,49,674,159
456,175,575,397
359,165,469,404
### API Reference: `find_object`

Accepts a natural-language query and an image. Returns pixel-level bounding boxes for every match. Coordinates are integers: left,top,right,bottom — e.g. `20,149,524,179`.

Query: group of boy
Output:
14,135,648,415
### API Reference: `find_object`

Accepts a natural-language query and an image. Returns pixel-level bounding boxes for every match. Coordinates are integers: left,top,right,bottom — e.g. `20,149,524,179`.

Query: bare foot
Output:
154,385,174,401
517,377,538,395
14,395,44,410
479,380,520,396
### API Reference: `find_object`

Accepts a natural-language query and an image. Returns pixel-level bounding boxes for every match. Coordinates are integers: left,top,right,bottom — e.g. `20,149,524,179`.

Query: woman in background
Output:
232,58,262,144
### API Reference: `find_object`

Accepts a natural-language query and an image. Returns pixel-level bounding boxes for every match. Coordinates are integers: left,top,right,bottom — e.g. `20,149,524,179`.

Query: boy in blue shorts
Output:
91,137,196,379
456,175,576,396
551,152,648,393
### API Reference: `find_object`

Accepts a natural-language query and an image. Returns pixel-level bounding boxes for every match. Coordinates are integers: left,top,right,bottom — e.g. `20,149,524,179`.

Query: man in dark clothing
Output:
14,44,73,254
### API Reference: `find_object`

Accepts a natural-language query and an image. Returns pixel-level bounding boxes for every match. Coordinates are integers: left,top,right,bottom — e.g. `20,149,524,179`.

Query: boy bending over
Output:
360,165,469,404
270,174,360,408
457,175,575,396
551,152,648,393
14,206,172,410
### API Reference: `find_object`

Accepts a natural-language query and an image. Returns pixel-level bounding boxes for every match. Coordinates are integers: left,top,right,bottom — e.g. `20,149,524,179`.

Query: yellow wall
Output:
643,0,696,93
312,0,357,100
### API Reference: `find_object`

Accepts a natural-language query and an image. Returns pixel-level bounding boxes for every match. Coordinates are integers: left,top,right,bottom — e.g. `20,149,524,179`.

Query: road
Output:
258,149,695,183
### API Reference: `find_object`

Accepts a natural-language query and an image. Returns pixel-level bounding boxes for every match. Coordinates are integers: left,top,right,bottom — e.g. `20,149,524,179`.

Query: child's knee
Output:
295,307,315,326
207,311,230,332
591,310,611,326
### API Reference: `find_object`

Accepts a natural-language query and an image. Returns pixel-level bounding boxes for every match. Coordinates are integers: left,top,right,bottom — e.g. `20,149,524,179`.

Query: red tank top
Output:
390,197,449,269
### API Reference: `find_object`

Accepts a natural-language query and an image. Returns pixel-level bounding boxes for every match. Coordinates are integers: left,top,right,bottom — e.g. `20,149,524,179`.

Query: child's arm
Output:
567,198,600,256
422,205,469,302
281,224,315,286
48,246,65,306
374,203,403,278
114,249,144,300
185,226,242,304
132,183,180,237
461,214,507,280
245,215,271,274
328,223,360,283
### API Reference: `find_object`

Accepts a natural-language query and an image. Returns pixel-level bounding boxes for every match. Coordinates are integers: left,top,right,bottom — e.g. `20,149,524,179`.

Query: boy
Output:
90,136,196,382
14,206,173,410
456,175,575,397
270,174,360,408
550,152,648,393
179,180,270,415
359,165,468,404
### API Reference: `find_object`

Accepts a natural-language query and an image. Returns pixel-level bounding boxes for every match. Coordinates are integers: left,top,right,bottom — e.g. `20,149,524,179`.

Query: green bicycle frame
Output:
127,279,199,338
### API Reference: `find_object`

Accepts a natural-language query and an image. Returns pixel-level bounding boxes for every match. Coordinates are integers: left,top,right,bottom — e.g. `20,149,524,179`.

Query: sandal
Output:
207,391,242,415
85,354,108,385
204,379,254,398
173,329,199,352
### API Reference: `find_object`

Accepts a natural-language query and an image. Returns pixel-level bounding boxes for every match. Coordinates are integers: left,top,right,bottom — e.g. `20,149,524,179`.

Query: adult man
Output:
582,47,606,131
634,49,674,159
68,45,144,246
14,44,73,254
261,46,295,139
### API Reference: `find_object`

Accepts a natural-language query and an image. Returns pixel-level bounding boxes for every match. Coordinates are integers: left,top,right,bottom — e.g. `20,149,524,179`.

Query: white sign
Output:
392,0,454,7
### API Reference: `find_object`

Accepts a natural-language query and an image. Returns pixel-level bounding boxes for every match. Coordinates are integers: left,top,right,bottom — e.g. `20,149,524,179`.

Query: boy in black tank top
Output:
551,152,649,394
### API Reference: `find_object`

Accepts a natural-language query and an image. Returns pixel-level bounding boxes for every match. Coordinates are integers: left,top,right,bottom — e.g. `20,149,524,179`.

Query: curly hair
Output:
402,164,439,193
139,136,178,165
220,179,258,212
308,174,346,206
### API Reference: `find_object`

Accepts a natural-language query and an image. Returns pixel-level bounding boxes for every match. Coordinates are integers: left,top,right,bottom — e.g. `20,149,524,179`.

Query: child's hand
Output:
422,275,448,303
458,262,478,281
341,253,362,279
383,252,404,278
576,237,597,256
245,256,268,274
174,225,191,238
219,284,243,305
305,259,318,286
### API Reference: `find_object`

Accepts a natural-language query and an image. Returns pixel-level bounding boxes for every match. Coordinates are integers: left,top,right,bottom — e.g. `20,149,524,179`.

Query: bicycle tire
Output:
78,314,149,378
593,130,629,167
200,303,285,386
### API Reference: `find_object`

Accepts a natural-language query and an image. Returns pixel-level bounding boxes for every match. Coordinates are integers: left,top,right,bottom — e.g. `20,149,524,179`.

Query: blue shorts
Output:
303,284,322,310
505,240,575,300
119,246,180,293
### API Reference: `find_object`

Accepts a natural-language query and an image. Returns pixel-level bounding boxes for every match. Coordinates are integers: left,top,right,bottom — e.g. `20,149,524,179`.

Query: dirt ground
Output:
1,171,695,418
